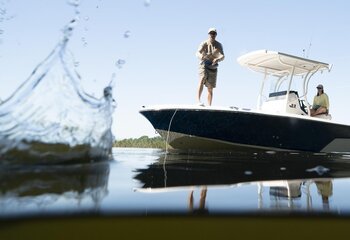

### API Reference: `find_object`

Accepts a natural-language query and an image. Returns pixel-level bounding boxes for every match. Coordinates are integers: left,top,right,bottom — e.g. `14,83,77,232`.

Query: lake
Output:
3,147,350,216
2,147,350,239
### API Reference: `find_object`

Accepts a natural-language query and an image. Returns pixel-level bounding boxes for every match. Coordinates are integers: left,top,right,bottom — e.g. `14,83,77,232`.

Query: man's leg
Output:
197,80,204,103
197,67,206,104
207,87,213,106
205,68,216,106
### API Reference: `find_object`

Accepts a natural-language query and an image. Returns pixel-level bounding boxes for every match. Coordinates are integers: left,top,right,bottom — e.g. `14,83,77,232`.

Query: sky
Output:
1,0,350,140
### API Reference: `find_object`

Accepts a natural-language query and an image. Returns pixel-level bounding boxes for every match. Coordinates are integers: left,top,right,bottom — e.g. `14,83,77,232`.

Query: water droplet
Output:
280,167,286,171
6,15,15,21
123,30,131,38
84,16,89,21
115,59,126,69
0,8,7,16
74,61,80,67
110,73,117,82
67,0,80,7
144,0,151,7
104,86,113,98
81,37,87,46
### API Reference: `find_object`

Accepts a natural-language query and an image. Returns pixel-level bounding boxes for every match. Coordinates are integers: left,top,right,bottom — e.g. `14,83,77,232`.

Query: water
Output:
2,147,350,218
0,6,115,164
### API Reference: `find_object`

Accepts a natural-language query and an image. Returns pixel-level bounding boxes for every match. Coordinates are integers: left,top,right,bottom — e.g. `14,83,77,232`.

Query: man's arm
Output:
212,43,225,64
216,43,225,62
196,42,207,60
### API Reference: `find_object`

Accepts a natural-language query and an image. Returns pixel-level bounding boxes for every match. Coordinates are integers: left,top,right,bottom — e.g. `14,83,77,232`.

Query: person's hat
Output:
316,84,324,89
208,28,217,34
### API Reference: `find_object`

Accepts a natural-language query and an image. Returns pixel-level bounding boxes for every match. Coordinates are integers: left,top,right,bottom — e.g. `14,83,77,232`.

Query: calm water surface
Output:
2,147,350,218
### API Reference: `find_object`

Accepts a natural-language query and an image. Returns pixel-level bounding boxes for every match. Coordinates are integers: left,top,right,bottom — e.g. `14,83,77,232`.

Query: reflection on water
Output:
0,162,110,217
2,148,350,218
0,2,115,164
188,186,208,215
135,151,350,188
257,179,333,212
134,150,350,214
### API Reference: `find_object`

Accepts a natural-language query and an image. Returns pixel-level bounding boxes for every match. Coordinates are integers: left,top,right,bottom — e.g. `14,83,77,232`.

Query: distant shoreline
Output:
113,136,166,149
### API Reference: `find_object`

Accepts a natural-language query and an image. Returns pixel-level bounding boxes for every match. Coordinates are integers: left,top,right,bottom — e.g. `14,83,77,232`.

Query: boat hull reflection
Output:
134,152,350,189
134,151,349,213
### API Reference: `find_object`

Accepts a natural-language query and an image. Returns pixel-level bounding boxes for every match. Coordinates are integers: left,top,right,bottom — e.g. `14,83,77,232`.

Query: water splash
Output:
81,36,87,46
0,12,115,164
0,1,11,46
115,59,126,69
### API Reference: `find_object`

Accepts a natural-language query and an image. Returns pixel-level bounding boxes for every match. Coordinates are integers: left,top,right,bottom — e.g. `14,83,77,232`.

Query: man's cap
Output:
317,84,324,89
208,28,217,34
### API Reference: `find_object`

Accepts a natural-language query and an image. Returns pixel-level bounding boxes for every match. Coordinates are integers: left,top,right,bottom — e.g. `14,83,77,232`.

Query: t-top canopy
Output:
237,50,330,77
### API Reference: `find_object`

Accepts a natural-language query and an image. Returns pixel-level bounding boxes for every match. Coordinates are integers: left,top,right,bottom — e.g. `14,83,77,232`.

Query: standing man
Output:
196,28,225,106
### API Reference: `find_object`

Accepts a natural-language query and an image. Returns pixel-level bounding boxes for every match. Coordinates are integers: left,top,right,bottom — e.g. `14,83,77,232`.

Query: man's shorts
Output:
199,65,218,88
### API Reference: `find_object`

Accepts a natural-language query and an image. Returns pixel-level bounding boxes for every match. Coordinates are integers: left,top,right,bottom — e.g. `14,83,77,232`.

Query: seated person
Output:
310,84,329,116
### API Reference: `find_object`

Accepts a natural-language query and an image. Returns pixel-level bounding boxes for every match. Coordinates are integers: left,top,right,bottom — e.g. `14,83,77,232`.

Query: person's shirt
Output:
313,93,329,110
196,40,225,65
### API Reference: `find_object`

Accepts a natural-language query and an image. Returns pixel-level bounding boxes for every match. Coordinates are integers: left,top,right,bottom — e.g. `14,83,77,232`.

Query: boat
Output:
140,50,350,153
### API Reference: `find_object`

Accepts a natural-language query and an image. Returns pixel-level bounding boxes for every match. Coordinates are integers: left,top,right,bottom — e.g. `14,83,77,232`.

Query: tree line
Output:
113,135,167,149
